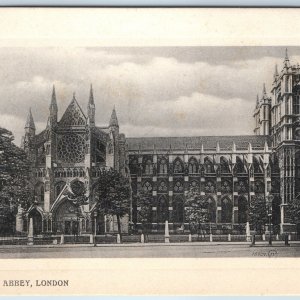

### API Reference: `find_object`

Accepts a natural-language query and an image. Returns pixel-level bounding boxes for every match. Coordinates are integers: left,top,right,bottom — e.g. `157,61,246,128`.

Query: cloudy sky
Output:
0,46,299,145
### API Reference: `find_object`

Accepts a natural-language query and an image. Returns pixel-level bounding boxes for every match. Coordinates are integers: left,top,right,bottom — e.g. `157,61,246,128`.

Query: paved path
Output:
0,242,299,258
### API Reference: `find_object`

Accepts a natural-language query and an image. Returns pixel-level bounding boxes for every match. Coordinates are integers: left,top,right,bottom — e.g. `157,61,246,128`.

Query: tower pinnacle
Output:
49,85,58,126
50,84,57,110
109,106,119,127
284,48,290,67
256,94,260,107
25,108,35,130
88,84,94,105
274,64,279,78
263,83,267,95
87,84,95,126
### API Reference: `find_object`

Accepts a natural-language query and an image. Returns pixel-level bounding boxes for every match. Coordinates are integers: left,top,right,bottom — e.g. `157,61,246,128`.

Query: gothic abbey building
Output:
17,50,300,235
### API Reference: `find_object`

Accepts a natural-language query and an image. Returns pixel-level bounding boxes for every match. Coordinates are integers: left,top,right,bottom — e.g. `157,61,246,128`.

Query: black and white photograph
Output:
0,44,299,259
1,7,300,296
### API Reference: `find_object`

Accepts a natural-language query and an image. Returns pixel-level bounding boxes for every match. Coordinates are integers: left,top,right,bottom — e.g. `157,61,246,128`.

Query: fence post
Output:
164,220,170,243
228,234,231,242
209,233,213,242
285,234,290,247
188,234,192,242
246,222,251,242
27,218,34,246
60,234,64,244
141,234,145,243
262,234,266,241
117,234,121,244
251,234,256,246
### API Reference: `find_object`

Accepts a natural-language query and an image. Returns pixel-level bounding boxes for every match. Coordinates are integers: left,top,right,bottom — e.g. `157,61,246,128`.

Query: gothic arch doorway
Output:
28,209,43,235
53,199,80,235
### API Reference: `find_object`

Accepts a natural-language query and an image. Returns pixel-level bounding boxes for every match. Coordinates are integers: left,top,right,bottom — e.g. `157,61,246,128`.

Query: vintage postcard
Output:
0,7,300,295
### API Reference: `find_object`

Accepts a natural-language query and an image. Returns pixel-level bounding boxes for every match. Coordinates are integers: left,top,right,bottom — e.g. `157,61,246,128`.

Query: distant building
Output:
17,50,300,235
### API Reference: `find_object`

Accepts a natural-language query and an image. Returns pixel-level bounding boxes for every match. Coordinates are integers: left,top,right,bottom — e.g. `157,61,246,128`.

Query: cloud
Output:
0,47,294,145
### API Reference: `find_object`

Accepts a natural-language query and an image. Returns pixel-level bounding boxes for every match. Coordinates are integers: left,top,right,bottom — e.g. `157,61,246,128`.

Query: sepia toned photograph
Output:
0,45,299,259
1,8,300,296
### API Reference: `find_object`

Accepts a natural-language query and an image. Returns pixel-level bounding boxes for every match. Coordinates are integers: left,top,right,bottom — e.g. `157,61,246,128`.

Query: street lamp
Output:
266,195,274,246
93,210,98,247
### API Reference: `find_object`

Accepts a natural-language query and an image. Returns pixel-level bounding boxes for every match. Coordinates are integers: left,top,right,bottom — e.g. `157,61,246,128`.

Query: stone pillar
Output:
16,205,24,232
44,181,51,213
164,220,170,243
246,221,251,242
27,218,34,245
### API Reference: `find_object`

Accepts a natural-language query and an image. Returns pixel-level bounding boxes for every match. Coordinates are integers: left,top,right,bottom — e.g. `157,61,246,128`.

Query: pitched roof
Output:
126,135,271,151
59,94,87,126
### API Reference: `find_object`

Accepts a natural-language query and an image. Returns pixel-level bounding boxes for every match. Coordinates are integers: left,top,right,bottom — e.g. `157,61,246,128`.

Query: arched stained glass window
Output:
158,158,168,174
173,158,184,174
143,181,153,193
238,196,247,223
157,196,169,223
220,157,230,173
174,181,184,192
144,159,153,175
158,181,168,192
206,197,216,223
173,195,184,223
188,158,198,173
204,157,214,173
221,197,233,223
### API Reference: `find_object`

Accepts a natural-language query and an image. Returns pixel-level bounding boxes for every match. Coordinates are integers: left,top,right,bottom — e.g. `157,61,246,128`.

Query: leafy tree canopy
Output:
0,127,32,233
185,188,209,234
286,197,300,225
248,195,268,234
94,169,131,238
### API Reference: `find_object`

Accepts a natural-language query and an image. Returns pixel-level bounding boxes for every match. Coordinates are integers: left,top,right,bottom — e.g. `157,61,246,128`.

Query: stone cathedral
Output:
17,50,300,236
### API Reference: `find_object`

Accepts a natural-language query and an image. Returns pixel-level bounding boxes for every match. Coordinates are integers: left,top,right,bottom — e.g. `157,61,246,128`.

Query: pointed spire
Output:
216,142,220,153
263,83,266,95
284,48,290,68
109,106,119,127
25,108,35,130
285,48,289,61
73,92,76,100
248,142,252,153
274,64,279,80
50,85,57,109
232,141,236,152
88,84,94,105
256,94,260,107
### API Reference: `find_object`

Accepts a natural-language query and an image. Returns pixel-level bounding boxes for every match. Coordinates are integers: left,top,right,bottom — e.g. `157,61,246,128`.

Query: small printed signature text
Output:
252,249,278,257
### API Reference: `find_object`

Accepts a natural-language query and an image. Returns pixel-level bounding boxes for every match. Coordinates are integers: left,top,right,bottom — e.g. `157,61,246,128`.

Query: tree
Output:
248,195,268,235
185,188,209,239
0,127,32,234
135,190,153,240
94,169,131,241
286,197,300,234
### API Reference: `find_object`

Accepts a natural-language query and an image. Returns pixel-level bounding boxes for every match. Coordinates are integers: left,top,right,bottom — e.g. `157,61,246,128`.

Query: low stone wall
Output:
0,233,296,245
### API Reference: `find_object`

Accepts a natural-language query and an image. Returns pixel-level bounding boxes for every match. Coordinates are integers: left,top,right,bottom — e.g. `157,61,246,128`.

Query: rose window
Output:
57,134,86,163
143,181,152,192
174,181,184,192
